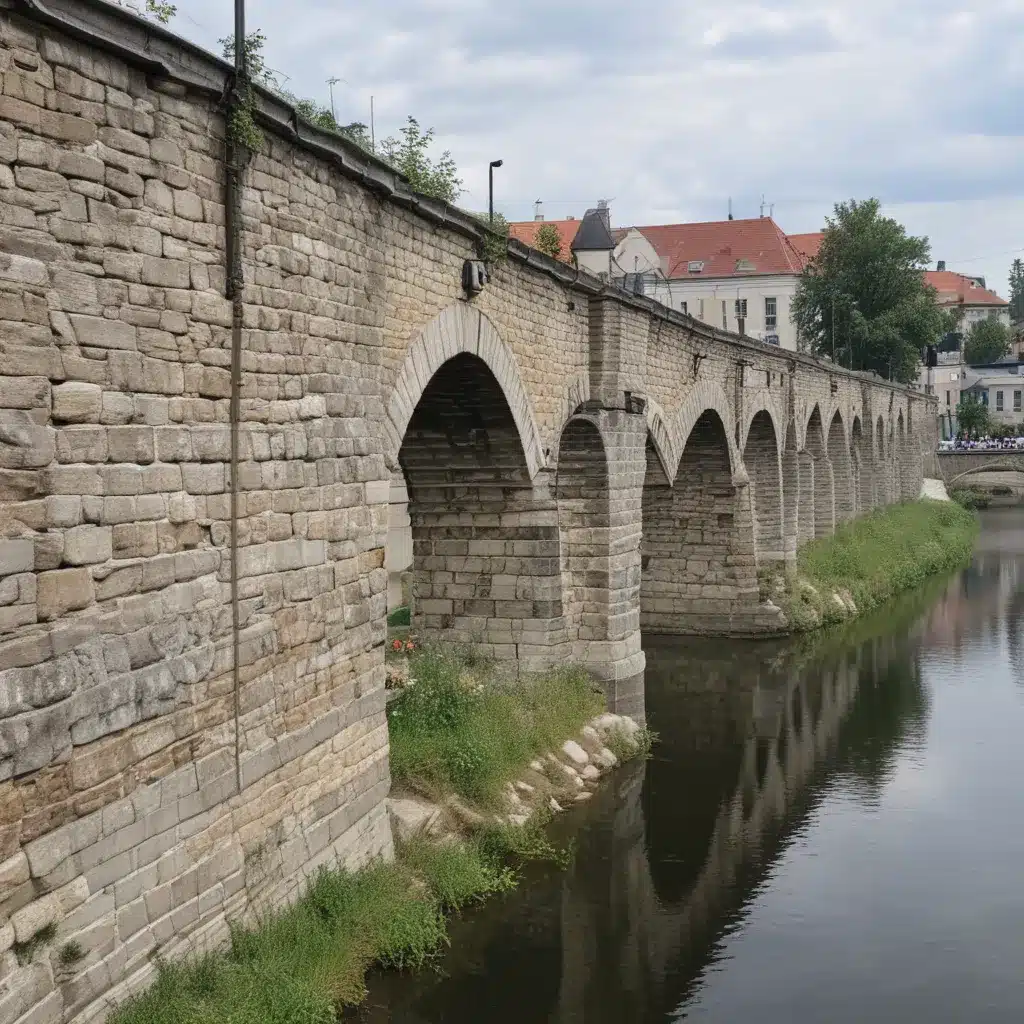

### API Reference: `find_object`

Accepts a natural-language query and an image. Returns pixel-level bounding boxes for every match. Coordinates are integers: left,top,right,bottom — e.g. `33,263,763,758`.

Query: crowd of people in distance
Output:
940,437,1024,451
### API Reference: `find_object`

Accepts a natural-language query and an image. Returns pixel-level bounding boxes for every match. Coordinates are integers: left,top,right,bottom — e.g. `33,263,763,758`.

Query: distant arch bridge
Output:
936,450,1024,487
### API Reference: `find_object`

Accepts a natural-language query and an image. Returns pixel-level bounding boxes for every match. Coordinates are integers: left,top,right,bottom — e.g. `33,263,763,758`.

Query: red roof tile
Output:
788,231,824,264
924,270,1007,308
627,217,806,279
508,218,580,262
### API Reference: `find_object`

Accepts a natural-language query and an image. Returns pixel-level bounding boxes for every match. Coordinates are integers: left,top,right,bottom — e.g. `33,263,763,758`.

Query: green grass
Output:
788,499,977,629
387,647,605,807
951,487,991,510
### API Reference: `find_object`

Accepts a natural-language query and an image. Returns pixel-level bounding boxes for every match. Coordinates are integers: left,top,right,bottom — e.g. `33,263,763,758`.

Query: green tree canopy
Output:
956,393,990,439
792,198,944,383
963,317,1011,365
1010,258,1024,324
534,223,563,259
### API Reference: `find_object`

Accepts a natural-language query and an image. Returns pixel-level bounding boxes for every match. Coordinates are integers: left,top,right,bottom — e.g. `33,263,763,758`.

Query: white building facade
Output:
613,219,807,351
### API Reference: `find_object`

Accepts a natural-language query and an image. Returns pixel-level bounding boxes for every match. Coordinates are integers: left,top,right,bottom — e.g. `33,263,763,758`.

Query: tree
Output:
380,118,462,203
112,0,176,22
1010,258,1024,324
963,317,1011,365
218,30,277,87
534,223,563,259
956,393,990,440
937,306,964,353
792,198,944,383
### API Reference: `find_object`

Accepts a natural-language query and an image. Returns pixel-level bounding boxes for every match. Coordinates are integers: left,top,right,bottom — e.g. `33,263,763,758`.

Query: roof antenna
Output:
728,197,733,221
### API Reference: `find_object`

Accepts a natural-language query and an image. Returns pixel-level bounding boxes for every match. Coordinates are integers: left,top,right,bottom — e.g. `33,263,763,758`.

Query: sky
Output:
163,0,1024,298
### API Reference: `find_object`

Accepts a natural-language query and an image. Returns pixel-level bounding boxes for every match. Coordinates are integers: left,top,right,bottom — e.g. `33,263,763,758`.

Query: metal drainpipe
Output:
226,0,247,795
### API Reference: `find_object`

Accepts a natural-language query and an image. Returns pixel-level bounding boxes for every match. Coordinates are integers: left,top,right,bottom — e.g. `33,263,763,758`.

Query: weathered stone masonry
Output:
0,3,934,1022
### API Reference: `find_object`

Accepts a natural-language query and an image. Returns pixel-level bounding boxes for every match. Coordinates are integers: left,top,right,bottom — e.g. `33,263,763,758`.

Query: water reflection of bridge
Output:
556,620,930,1023
360,594,937,1024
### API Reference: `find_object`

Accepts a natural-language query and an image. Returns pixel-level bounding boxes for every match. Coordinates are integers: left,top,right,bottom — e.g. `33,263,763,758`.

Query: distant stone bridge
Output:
0,3,935,1022
935,450,1024,487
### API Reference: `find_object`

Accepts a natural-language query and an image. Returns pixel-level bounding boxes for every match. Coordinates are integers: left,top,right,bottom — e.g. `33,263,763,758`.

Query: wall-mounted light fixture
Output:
462,259,488,295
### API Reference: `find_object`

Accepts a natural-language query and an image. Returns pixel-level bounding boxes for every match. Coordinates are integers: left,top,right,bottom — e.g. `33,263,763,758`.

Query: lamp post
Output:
488,159,503,226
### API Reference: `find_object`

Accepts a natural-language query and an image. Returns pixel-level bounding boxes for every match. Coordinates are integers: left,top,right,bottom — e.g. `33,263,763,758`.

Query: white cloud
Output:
167,0,1024,296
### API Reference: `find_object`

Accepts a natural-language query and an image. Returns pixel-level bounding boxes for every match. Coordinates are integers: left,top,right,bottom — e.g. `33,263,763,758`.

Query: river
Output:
359,508,1024,1023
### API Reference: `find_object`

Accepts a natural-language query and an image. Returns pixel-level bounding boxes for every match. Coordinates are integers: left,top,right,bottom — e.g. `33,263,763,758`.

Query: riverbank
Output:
111,650,649,1024
771,499,978,631
951,470,1024,509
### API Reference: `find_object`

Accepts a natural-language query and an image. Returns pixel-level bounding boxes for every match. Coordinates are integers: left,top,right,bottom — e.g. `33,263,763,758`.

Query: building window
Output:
765,296,777,331
680,301,687,314
1015,390,1022,412
946,390,951,406
982,391,989,406
722,300,727,329
996,390,1004,411
734,298,748,319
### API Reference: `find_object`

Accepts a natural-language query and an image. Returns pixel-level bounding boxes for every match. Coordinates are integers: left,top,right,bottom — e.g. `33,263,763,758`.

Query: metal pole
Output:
370,95,375,152
234,0,245,73
327,77,339,121
229,0,246,796
488,159,503,225
831,293,836,364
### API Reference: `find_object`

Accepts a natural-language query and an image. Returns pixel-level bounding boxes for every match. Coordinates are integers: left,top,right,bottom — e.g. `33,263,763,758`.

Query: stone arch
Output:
781,420,800,562
896,411,912,501
669,381,742,482
875,414,888,505
806,405,834,538
641,409,765,635
556,418,611,648
851,416,873,513
828,410,855,523
385,304,544,477
739,400,785,458
645,399,678,485
399,348,561,663
743,410,784,564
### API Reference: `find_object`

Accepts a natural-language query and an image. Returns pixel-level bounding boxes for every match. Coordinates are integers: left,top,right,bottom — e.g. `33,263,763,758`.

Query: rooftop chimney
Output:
596,198,611,231
533,199,543,222
937,260,946,271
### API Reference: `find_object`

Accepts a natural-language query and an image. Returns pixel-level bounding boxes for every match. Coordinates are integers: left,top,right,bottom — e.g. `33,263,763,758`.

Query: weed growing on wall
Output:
387,647,604,806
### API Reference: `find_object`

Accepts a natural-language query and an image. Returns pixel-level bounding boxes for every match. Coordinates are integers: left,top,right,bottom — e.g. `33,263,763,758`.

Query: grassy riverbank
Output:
112,649,646,1024
782,500,978,631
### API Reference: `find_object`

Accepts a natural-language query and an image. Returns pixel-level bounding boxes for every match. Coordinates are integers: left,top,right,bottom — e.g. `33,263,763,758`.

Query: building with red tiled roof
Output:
788,232,824,265
613,217,811,350
924,269,1008,313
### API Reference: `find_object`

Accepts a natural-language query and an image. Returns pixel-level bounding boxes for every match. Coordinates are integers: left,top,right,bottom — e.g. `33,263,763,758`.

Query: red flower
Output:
392,639,402,651
405,640,415,651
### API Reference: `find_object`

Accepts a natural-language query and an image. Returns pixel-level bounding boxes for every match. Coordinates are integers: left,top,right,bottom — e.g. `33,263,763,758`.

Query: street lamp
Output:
488,159,503,225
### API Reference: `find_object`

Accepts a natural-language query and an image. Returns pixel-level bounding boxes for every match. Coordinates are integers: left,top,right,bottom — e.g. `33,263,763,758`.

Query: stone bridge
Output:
934,450,1024,487
0,3,934,1021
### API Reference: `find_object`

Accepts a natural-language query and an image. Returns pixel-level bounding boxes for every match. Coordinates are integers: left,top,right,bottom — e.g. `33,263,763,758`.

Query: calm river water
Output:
361,508,1024,1023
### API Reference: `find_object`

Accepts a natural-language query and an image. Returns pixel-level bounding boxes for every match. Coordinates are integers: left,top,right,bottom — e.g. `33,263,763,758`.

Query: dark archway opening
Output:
399,354,556,661
641,410,759,634
806,407,833,539
744,411,784,564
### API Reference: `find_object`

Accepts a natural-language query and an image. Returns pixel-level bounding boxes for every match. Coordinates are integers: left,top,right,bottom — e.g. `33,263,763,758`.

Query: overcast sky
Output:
166,0,1023,297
